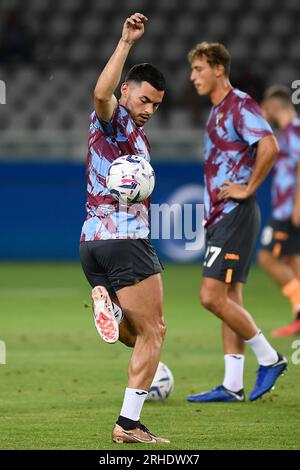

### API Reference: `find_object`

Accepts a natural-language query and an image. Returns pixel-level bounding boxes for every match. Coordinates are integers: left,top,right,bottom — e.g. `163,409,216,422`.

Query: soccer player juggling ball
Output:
187,42,288,403
80,13,169,443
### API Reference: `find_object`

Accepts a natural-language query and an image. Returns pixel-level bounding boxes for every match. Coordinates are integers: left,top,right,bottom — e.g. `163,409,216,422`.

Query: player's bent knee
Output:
151,321,166,342
199,287,224,315
140,321,166,345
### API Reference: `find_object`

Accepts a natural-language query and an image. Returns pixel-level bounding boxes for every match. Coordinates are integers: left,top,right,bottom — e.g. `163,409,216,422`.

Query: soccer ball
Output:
106,155,155,204
146,362,174,401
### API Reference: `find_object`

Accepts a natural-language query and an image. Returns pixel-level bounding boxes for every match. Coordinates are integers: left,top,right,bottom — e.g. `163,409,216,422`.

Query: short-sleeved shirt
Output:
271,117,300,221
204,88,273,227
80,104,151,241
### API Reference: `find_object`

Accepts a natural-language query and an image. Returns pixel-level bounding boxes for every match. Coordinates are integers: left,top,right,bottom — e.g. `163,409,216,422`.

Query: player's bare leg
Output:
258,249,297,285
200,276,282,363
200,277,280,361
200,277,258,339
221,283,246,396
188,277,287,402
259,251,300,335
119,316,136,347
223,283,245,354
188,281,248,401
117,274,166,390
283,255,300,278
112,273,169,443
188,280,249,402
200,277,287,401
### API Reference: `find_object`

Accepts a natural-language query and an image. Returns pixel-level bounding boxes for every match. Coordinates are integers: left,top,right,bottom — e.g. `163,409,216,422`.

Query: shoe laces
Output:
138,422,152,435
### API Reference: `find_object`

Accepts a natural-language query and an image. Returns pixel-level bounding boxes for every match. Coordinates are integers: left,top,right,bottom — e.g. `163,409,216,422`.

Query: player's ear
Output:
214,64,225,78
120,82,129,98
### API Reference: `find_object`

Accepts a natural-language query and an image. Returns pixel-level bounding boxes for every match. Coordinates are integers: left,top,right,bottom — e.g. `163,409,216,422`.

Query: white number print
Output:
260,226,273,246
204,246,222,267
291,340,300,365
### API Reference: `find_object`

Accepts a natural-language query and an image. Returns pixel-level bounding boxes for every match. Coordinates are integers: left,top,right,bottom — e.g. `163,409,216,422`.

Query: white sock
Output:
112,303,124,325
120,387,148,421
223,354,245,392
245,331,278,366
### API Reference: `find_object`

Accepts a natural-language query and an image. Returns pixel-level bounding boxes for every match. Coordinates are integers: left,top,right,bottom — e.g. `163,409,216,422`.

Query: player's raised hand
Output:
218,181,250,201
122,13,148,45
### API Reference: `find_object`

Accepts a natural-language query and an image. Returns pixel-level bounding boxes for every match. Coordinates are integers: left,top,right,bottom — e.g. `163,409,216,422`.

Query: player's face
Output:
190,57,218,96
120,81,164,127
261,99,279,126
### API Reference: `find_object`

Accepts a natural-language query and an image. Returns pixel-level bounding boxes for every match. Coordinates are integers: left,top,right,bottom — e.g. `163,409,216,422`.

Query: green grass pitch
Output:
0,263,299,450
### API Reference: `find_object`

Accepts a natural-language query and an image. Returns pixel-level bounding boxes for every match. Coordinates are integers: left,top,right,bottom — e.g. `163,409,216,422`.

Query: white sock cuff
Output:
120,387,148,422
244,330,278,366
244,330,261,345
223,354,245,392
126,387,148,394
224,354,244,359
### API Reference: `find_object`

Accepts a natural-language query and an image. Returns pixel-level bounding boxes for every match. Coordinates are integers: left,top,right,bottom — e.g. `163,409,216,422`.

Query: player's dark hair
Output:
263,85,293,106
125,63,166,91
188,42,231,77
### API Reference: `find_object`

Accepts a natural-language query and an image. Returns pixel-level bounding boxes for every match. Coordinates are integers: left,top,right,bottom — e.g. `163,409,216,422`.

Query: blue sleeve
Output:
237,97,273,146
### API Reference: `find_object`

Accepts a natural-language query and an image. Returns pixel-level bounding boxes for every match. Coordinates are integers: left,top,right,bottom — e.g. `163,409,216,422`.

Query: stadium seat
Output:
0,0,299,134
47,16,73,40
271,64,298,85
144,15,168,39
57,0,82,13
258,38,282,62
187,0,212,13
175,15,200,39
238,14,263,38
227,40,249,63
250,0,278,13
269,15,293,38
285,0,300,12
287,38,300,62
205,16,231,39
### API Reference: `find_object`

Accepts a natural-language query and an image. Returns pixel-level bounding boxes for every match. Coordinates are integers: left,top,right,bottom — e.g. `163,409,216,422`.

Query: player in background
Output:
258,86,300,336
80,13,169,443
186,42,287,403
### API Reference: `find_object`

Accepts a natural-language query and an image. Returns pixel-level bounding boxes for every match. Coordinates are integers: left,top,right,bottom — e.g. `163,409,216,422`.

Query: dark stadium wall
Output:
0,162,272,262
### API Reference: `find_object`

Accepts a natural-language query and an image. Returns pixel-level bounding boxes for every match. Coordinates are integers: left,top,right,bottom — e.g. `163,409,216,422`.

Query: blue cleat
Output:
187,385,245,402
249,353,288,401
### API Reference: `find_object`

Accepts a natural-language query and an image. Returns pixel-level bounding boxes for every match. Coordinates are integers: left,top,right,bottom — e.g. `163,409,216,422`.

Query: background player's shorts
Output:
80,238,162,299
203,197,260,284
259,218,300,257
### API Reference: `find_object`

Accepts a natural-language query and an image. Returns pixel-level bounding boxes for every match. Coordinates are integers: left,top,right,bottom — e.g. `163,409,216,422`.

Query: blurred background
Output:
1,3,299,451
0,0,299,262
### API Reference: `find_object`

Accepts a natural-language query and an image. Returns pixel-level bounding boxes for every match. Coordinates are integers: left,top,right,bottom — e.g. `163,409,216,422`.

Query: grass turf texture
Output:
0,263,299,450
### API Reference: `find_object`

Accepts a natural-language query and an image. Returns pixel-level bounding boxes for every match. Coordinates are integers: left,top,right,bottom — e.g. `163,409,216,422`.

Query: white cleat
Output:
92,286,119,344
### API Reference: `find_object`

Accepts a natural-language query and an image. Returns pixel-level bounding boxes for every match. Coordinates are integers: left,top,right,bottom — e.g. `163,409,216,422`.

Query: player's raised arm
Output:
94,13,148,121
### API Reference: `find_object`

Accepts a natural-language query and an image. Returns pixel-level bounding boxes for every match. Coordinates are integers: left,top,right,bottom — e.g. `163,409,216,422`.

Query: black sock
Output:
224,386,244,396
117,415,139,430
